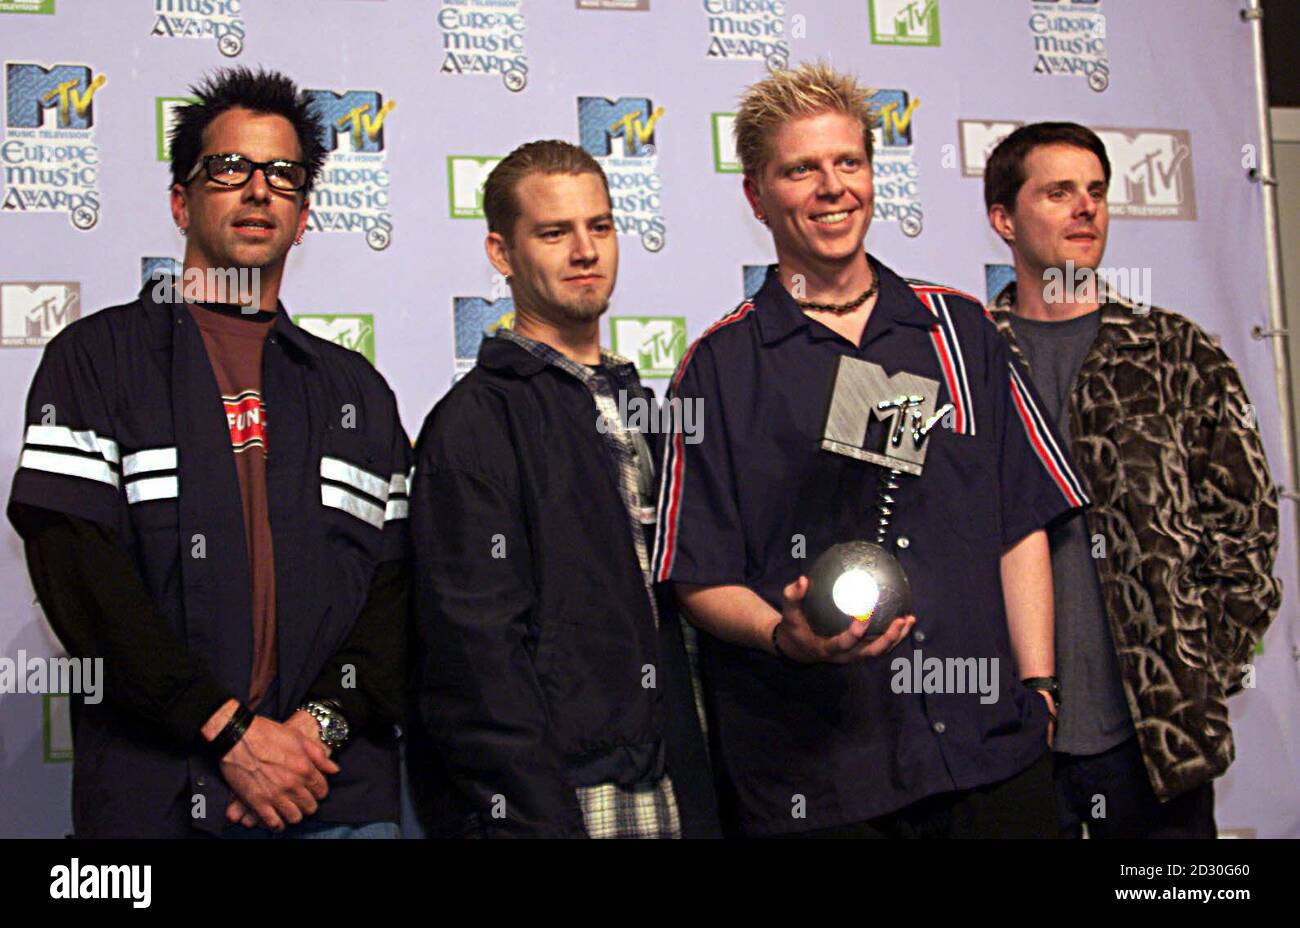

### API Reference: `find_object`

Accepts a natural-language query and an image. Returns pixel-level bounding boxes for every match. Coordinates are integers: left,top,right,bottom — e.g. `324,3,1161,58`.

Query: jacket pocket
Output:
1110,414,1209,679
1106,413,1196,528
538,614,653,754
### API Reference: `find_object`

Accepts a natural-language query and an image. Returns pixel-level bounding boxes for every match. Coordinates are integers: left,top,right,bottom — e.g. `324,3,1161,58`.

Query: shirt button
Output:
267,335,277,344
897,536,910,549
195,776,207,787
913,629,926,644
932,721,946,734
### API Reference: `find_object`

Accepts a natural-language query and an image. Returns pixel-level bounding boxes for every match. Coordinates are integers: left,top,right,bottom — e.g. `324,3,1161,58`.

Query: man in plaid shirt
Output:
410,140,717,838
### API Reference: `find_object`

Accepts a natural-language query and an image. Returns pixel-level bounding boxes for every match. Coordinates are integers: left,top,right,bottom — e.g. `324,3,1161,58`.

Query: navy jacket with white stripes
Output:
8,283,411,836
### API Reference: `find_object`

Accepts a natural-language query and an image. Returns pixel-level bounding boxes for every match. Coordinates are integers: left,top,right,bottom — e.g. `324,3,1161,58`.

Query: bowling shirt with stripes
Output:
652,257,1087,835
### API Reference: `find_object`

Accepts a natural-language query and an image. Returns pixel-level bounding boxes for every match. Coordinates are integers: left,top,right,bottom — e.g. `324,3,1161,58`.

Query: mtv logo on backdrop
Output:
303,87,395,250
712,113,740,173
307,90,395,154
610,316,686,379
984,264,1016,304
958,119,1024,177
0,0,55,12
140,256,182,289
453,297,515,375
447,155,502,219
3,62,104,229
578,95,667,251
294,314,376,364
869,90,920,149
0,282,80,346
1097,127,1196,220
43,693,72,763
869,0,940,46
578,96,663,158
155,96,197,161
6,62,105,130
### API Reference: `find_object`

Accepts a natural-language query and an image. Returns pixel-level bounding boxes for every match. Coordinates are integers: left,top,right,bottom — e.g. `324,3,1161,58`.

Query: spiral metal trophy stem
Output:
807,359,950,638
876,467,903,546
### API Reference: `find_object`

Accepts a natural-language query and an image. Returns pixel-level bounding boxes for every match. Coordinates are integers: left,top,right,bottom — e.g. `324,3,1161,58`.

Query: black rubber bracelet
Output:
208,702,254,763
772,622,798,665
1021,676,1061,707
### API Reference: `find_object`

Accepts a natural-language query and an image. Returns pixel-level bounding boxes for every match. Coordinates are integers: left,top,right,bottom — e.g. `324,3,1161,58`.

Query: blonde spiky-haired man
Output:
652,63,1084,837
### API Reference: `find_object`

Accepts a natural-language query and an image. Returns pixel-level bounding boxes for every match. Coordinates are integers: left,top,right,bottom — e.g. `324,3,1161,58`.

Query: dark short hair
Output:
483,140,610,243
169,67,327,194
983,122,1111,212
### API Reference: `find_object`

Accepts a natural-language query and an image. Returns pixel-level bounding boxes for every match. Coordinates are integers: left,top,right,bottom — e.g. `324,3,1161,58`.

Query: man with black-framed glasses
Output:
7,67,412,838
184,152,311,193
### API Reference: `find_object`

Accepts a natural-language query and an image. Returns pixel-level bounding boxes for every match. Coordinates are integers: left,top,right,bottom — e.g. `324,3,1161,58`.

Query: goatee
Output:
552,293,609,323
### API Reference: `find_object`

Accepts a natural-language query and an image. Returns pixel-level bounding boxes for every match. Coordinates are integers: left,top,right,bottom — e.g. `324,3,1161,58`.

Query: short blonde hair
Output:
733,61,876,179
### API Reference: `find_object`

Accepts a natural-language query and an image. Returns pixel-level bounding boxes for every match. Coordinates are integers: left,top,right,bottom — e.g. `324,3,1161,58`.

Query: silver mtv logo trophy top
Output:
819,356,951,476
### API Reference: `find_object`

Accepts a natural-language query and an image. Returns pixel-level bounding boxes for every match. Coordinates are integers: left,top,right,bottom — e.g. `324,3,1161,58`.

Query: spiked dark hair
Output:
169,66,328,194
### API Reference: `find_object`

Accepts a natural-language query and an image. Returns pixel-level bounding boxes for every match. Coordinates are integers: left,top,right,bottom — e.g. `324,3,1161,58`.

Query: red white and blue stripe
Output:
909,279,1087,508
908,282,977,437
1006,362,1090,508
652,301,754,583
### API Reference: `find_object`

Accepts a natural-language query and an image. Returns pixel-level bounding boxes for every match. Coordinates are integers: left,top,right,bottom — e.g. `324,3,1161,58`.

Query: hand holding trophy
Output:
786,356,953,656
772,573,914,665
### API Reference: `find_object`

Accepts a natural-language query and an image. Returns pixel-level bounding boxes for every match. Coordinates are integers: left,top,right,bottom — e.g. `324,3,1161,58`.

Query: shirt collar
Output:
987,278,1154,349
753,255,937,346
481,326,638,387
269,307,321,361
138,279,319,362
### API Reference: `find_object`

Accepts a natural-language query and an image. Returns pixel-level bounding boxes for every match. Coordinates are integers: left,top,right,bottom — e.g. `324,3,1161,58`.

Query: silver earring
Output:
179,227,187,236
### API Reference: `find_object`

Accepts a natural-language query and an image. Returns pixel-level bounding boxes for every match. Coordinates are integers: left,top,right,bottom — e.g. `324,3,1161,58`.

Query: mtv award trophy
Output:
803,356,952,638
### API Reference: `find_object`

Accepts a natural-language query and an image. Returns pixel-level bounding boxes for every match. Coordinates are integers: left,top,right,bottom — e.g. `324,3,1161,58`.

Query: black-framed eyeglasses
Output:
184,153,309,192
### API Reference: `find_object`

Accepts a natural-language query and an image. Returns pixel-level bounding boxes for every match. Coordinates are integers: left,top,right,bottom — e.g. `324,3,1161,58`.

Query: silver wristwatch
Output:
300,700,350,750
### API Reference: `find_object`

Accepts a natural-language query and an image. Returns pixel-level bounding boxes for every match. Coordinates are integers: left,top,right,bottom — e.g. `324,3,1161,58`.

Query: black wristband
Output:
208,702,254,763
772,622,798,665
1021,676,1061,707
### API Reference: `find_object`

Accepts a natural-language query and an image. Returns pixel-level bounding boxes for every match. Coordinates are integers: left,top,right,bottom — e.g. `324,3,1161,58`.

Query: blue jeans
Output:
221,820,400,839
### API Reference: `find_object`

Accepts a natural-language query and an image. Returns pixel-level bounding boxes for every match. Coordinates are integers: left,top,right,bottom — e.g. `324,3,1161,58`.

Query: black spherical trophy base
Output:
804,541,912,639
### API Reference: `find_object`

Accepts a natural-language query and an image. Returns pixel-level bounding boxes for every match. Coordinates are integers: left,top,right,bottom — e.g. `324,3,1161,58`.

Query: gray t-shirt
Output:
1008,310,1134,755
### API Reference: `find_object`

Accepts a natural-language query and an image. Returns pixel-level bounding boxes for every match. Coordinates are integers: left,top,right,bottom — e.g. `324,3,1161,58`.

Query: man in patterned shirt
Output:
409,140,717,838
984,121,1281,837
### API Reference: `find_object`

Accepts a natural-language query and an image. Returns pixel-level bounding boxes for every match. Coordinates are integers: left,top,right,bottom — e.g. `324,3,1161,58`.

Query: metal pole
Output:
1243,0,1300,557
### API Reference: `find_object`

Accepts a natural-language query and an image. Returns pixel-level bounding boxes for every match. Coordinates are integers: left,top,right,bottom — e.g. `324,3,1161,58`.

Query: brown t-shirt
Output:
187,303,277,709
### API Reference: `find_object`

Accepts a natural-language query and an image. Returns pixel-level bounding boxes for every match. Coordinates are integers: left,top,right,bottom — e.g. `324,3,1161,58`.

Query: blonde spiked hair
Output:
733,61,876,180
